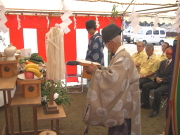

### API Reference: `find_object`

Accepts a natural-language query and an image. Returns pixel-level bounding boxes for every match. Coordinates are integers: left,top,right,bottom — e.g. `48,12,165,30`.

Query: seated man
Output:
139,44,160,89
141,46,173,118
131,41,147,71
158,42,169,61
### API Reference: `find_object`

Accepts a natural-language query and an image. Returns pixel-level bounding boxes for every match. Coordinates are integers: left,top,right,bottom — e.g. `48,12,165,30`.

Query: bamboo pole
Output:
165,34,180,135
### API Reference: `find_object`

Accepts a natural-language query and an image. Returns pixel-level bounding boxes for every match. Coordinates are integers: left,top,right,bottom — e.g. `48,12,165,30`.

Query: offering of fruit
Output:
19,53,44,65
24,64,41,78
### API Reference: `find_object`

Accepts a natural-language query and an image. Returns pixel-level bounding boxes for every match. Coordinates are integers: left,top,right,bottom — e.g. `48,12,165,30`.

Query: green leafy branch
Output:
111,4,118,18
41,80,73,106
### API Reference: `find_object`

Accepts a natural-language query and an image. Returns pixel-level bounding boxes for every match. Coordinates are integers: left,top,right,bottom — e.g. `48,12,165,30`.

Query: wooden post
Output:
165,34,180,135
49,80,54,105
45,80,59,114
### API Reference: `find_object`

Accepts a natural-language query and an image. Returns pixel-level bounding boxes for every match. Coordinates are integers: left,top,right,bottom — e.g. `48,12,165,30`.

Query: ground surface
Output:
0,86,167,135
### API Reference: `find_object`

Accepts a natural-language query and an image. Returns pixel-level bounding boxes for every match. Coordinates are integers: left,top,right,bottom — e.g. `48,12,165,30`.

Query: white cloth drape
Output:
46,27,65,81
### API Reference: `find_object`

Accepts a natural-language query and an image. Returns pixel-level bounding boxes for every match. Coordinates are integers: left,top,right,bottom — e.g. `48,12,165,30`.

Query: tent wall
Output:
5,15,122,82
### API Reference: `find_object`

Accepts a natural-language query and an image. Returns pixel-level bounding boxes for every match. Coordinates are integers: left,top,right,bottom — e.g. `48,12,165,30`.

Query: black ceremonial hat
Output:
101,24,122,44
86,20,96,30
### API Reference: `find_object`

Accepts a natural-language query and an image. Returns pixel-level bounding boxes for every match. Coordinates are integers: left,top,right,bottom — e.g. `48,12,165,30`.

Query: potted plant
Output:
41,79,73,106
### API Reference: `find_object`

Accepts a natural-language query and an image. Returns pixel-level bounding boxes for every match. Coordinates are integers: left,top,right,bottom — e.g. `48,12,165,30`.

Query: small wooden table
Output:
0,76,17,135
37,105,66,135
10,84,42,135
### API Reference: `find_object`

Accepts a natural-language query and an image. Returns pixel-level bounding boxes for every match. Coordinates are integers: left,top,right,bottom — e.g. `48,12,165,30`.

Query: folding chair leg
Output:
66,77,83,93
160,98,168,111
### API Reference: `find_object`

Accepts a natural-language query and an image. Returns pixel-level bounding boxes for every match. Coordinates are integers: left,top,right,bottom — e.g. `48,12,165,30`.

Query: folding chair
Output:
65,61,83,93
149,90,168,111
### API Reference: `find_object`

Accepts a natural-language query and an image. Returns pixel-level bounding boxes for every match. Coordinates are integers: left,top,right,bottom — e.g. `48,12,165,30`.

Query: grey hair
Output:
145,43,154,50
137,41,145,47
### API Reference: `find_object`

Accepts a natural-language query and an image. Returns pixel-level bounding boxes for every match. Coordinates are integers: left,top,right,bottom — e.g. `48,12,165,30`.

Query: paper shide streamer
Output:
46,16,50,29
73,16,76,29
0,0,8,33
17,15,21,30
129,7,141,34
59,0,72,34
96,15,100,28
152,15,159,31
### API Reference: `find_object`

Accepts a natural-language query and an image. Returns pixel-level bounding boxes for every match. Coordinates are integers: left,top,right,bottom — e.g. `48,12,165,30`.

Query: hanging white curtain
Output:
46,26,65,81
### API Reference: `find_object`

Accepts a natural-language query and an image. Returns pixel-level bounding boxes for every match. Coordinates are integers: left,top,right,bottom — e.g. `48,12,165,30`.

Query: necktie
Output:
164,60,169,70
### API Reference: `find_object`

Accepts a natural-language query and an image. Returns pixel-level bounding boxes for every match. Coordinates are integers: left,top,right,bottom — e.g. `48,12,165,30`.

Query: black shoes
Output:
149,110,159,118
141,103,150,109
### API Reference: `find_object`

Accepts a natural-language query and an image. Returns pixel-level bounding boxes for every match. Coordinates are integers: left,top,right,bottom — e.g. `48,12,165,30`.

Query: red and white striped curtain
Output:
5,14,122,82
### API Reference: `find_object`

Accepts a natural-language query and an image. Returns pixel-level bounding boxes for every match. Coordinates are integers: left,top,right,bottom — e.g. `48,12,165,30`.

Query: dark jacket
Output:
154,59,172,84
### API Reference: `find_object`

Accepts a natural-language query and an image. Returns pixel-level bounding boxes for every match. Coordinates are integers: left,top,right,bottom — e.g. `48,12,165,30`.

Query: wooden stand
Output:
11,85,42,135
45,101,59,114
45,81,59,114
82,68,92,79
37,105,66,135
80,62,100,79
39,130,57,135
0,58,18,78
17,79,44,98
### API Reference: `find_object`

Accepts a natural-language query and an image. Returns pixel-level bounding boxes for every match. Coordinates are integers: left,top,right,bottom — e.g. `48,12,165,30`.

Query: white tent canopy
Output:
1,0,179,24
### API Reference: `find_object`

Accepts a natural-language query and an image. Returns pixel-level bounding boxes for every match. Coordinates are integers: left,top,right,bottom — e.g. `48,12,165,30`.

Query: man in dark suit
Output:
141,46,173,118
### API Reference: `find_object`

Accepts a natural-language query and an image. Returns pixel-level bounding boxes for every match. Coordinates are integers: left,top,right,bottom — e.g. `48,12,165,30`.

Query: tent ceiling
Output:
1,0,179,23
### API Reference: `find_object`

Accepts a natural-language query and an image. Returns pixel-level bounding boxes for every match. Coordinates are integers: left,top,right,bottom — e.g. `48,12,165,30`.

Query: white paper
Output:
96,16,100,28
61,1,69,11
76,58,100,65
152,26,157,31
61,10,72,21
60,18,72,29
63,27,70,34
133,25,141,34
130,18,139,28
64,18,72,25
0,1,3,5
154,16,159,23
17,15,21,30
173,23,179,29
73,16,76,29
129,10,138,21
59,21,68,29
0,6,6,14
177,19,180,25
0,16,7,23
176,27,180,33
46,16,49,28
0,25,8,34
20,48,32,57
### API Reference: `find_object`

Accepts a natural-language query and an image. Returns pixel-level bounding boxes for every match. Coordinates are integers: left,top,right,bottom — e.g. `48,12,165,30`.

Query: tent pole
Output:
123,0,135,15
135,5,177,13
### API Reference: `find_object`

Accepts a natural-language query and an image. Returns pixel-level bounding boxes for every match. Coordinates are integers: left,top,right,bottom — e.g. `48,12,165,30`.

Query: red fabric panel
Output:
9,28,24,50
64,17,77,82
6,15,19,28
5,15,122,82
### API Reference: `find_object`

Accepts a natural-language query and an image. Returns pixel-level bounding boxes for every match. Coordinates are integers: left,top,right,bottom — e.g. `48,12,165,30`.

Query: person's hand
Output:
84,63,97,74
140,75,146,78
156,77,162,83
